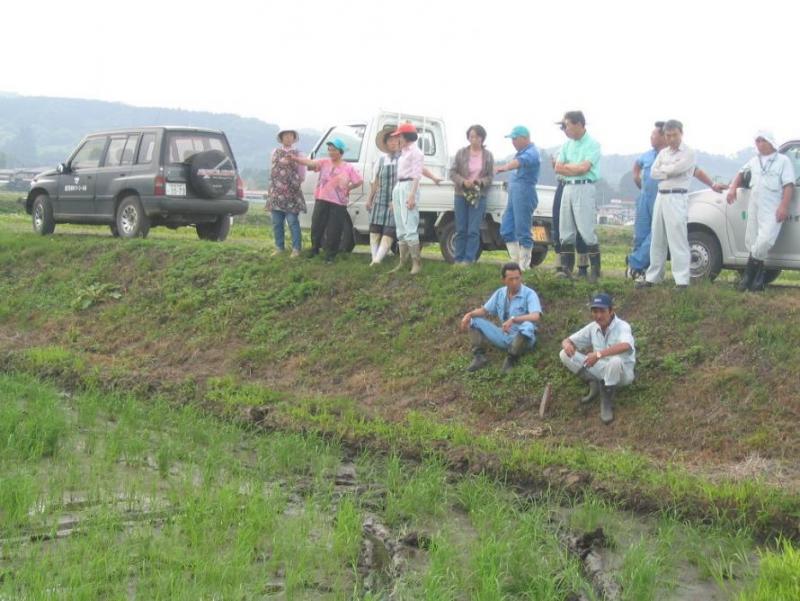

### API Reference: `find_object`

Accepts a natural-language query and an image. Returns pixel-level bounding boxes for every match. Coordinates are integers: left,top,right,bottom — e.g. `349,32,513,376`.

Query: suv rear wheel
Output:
196,215,232,242
32,194,55,235
116,195,150,239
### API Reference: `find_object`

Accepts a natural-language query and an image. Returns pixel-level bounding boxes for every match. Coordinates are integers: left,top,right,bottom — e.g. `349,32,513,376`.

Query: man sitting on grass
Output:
559,293,635,425
459,262,542,373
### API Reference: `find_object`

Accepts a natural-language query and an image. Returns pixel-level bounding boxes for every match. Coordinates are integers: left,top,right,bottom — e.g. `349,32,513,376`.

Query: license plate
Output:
166,183,186,196
532,225,549,243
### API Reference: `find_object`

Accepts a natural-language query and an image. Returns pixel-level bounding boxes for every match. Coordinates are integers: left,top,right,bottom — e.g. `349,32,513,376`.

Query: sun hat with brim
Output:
277,129,299,144
375,126,395,154
754,130,779,151
390,122,418,137
505,125,530,139
326,138,347,153
589,293,613,309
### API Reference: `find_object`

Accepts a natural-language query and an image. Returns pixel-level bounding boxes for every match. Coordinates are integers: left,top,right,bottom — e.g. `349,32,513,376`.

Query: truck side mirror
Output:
57,163,68,174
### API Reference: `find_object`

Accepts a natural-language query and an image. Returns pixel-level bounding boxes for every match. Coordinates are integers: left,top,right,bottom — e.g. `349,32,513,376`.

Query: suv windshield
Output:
313,125,365,162
167,132,229,164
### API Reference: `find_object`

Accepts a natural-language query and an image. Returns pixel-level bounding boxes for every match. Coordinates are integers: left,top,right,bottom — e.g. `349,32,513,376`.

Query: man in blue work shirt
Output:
627,122,666,281
460,262,542,373
496,126,540,271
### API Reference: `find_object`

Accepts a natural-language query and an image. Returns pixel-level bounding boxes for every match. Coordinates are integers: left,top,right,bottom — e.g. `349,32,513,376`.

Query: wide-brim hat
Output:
277,129,299,144
375,125,394,154
754,130,778,151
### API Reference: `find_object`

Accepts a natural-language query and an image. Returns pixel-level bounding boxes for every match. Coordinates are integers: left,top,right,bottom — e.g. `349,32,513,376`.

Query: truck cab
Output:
297,112,554,265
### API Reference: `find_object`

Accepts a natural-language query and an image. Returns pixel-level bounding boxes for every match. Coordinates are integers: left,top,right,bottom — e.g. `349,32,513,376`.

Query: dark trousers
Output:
310,199,348,257
552,181,588,254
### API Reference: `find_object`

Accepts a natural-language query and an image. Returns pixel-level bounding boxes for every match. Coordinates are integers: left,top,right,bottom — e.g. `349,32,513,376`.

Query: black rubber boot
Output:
576,253,589,279
749,260,767,292
737,256,758,292
577,367,600,404
600,385,616,425
558,245,575,279
502,334,528,372
467,330,490,372
587,245,601,284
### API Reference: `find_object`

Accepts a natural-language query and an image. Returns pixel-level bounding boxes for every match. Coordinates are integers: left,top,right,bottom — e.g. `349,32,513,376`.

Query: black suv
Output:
26,126,248,240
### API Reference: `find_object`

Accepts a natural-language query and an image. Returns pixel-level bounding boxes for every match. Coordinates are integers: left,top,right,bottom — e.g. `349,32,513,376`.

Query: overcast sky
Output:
3,0,798,157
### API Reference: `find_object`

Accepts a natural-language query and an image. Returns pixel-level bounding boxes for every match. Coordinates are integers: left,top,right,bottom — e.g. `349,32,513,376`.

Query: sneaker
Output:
635,280,654,289
290,249,301,258
632,271,646,284
466,354,489,372
270,248,285,257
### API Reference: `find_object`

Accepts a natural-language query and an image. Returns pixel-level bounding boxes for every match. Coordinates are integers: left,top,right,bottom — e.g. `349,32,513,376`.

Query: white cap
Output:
755,130,778,151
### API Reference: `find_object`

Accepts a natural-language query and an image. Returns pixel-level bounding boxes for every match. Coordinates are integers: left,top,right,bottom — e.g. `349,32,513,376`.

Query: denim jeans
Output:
627,187,657,272
500,182,537,249
271,210,302,251
453,195,487,263
470,317,536,351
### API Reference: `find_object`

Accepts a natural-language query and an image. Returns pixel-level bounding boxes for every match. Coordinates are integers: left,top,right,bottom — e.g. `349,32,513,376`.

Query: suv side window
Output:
136,133,156,164
104,137,127,167
71,137,108,170
121,134,139,166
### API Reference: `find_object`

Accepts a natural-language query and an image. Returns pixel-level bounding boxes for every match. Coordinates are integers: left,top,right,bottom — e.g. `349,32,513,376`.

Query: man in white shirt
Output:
559,293,636,425
726,131,796,291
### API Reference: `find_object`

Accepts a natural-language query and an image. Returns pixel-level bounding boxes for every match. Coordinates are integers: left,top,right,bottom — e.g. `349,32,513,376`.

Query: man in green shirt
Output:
555,111,602,282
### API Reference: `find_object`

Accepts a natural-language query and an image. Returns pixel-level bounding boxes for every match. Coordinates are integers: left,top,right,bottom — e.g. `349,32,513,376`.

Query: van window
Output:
104,137,127,167
136,133,156,164
312,125,365,162
783,144,800,184
71,137,108,170
167,133,227,164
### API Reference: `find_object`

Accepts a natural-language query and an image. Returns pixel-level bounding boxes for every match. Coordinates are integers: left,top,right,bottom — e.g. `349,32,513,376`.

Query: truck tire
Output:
688,229,722,281
438,219,483,264
32,194,55,235
116,195,150,239
196,215,232,242
188,150,236,199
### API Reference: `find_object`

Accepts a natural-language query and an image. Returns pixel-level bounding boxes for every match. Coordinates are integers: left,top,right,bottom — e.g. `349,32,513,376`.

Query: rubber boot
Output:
737,256,758,291
749,260,767,292
502,333,529,372
506,241,520,265
389,242,409,273
467,329,489,372
577,367,600,404
409,243,422,275
518,245,532,272
587,246,601,284
369,233,381,262
577,253,589,280
371,235,393,265
558,245,575,279
600,385,616,425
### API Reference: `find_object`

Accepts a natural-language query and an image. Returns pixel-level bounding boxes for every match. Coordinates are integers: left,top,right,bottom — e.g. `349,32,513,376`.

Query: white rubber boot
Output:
372,235,393,265
369,233,381,262
506,241,520,265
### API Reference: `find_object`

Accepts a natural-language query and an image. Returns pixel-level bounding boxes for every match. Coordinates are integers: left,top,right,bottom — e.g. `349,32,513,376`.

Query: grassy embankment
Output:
1,192,799,597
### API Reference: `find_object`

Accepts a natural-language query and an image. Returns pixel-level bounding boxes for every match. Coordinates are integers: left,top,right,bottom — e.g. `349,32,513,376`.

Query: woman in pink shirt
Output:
449,125,495,265
291,138,363,263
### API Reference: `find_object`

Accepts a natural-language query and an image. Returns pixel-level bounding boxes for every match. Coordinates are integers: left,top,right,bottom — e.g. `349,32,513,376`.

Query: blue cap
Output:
505,125,530,139
589,293,613,309
326,137,347,153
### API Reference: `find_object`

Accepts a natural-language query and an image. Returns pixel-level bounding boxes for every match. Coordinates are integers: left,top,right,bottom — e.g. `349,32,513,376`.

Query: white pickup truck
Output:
297,111,555,266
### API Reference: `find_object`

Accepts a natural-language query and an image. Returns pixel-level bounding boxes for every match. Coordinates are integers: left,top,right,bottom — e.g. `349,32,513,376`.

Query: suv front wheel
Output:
116,195,150,239
32,194,56,235
196,215,232,242
688,229,722,281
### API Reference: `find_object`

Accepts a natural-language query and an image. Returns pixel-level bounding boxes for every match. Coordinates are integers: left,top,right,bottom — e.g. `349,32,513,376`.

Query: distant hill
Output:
0,94,322,172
